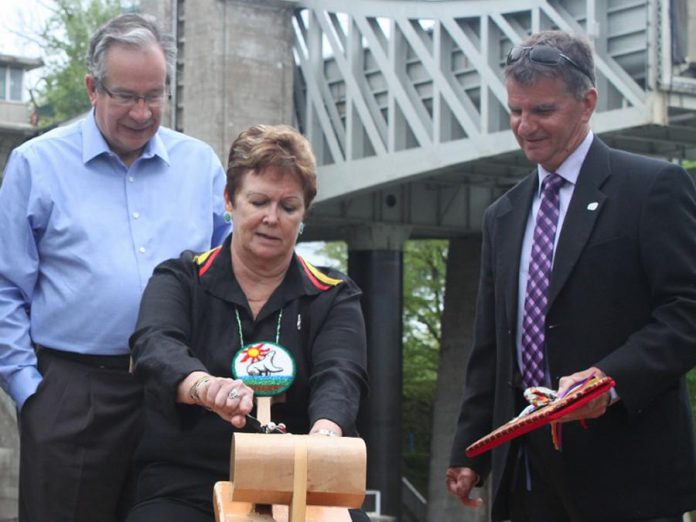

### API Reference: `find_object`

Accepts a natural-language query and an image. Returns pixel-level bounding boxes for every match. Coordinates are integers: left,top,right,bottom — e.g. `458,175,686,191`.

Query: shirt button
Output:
133,211,140,219
139,247,146,254
128,176,135,182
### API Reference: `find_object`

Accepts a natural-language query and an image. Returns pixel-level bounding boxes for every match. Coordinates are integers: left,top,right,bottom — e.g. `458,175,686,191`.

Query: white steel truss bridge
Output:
292,0,696,241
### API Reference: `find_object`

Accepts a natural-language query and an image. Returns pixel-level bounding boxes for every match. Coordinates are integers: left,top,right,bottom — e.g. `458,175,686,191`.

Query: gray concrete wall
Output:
141,0,296,162
183,0,295,160
0,392,18,522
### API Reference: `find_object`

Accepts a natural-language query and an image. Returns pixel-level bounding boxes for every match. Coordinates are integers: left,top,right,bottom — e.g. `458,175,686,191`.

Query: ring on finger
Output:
228,388,240,401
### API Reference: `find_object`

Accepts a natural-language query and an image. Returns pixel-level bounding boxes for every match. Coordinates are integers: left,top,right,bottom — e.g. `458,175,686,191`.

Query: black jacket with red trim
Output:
129,234,367,505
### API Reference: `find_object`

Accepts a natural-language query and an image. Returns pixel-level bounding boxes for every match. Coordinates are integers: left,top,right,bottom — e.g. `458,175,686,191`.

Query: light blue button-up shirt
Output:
0,110,230,408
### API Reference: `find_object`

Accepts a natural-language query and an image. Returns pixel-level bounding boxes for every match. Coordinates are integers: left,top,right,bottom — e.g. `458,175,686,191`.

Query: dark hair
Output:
504,30,595,98
226,124,318,208
88,13,176,86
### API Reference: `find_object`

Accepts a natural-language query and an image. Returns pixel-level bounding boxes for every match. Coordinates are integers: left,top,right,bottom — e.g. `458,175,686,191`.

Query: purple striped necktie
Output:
521,173,565,388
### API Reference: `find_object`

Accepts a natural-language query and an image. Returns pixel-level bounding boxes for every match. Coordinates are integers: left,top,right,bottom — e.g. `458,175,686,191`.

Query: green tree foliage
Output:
402,241,446,401
315,241,347,272
401,240,447,493
32,0,126,127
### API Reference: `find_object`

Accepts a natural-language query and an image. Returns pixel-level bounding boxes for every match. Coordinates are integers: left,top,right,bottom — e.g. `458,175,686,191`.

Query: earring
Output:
223,211,232,224
298,222,305,236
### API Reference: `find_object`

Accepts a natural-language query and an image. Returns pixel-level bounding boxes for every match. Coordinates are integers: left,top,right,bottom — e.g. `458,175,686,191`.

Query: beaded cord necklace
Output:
234,307,283,346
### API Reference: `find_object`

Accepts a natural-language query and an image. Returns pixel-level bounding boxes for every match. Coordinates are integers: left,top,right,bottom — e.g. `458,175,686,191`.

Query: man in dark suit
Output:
446,30,696,521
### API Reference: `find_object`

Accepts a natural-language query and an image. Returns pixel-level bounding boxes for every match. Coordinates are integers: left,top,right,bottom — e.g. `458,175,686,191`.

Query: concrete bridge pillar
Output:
347,224,411,521
140,0,296,161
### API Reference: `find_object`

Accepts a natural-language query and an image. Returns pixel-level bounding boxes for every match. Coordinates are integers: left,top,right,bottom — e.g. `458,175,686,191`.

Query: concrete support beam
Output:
347,224,410,520
427,236,486,522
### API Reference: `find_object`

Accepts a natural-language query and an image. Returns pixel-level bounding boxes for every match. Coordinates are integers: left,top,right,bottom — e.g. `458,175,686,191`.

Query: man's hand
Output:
557,366,611,422
445,467,483,508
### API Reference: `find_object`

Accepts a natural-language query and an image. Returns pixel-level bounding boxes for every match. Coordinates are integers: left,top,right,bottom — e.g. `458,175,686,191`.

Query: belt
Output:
35,345,131,371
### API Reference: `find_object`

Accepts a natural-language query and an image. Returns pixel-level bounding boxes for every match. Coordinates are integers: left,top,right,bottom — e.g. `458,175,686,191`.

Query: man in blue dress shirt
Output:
0,13,229,522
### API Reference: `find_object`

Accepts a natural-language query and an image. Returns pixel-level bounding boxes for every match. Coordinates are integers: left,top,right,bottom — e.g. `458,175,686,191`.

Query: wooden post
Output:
289,439,308,522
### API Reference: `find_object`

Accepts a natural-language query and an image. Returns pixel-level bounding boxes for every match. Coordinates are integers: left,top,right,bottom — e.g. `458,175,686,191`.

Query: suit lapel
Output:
548,137,611,306
496,172,537,330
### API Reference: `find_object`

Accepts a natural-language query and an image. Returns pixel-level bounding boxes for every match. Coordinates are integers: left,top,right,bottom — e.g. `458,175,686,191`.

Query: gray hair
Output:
504,30,596,98
88,13,177,87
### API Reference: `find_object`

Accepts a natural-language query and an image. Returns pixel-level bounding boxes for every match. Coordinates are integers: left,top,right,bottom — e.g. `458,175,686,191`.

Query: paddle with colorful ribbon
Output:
465,375,615,457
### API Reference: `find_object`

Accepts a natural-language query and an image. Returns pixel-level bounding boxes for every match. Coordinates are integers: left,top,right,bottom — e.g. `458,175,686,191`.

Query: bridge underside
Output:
303,119,696,242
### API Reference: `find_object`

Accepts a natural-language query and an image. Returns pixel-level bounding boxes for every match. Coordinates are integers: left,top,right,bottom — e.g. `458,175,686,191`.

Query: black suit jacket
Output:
450,137,696,521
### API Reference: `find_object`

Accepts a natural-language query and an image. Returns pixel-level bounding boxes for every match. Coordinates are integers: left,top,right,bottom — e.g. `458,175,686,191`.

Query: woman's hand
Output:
178,371,254,428
309,418,343,437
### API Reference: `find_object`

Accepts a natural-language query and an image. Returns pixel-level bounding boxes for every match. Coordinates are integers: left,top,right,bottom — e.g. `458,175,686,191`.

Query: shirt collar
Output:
81,110,111,163
81,109,170,166
537,130,594,192
198,234,331,322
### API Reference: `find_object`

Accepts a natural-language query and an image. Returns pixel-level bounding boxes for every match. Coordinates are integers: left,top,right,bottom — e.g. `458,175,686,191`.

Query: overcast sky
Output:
1,0,52,100
1,1,50,56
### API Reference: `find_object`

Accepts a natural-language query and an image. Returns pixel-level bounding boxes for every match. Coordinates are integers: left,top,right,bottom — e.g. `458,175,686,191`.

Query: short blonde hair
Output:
226,124,317,208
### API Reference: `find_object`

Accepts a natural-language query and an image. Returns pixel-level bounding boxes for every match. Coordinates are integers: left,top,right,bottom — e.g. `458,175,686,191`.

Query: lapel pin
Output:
587,202,599,211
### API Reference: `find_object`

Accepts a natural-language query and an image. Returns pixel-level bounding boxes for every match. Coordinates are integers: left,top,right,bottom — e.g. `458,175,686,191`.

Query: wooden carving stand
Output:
213,432,366,522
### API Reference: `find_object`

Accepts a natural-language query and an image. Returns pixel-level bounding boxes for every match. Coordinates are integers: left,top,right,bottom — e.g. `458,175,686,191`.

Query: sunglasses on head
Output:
506,44,595,85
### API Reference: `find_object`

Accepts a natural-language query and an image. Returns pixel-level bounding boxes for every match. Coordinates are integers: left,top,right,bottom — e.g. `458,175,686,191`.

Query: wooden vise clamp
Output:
213,432,366,522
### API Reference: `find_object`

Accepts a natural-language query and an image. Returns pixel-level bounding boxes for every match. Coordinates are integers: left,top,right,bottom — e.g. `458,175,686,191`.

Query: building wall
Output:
0,133,32,185
0,101,31,125
0,97,36,182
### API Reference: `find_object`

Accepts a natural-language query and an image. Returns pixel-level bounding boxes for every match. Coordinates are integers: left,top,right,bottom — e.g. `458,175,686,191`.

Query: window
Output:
0,66,24,101
9,68,22,101
0,66,6,101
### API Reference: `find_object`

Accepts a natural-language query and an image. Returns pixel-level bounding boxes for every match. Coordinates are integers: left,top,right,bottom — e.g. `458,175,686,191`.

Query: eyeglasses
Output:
98,82,170,108
506,45,595,85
